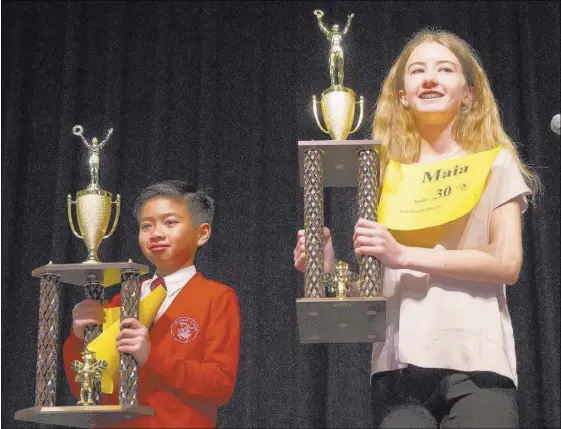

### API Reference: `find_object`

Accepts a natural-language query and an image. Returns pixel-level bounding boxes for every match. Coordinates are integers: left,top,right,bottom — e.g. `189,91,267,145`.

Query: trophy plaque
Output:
296,12,387,344
14,126,154,428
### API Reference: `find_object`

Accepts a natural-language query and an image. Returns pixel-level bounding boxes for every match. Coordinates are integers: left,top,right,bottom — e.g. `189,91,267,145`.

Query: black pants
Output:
371,365,518,428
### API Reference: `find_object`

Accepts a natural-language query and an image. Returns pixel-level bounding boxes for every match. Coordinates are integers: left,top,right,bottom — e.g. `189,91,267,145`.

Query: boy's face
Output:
138,196,210,277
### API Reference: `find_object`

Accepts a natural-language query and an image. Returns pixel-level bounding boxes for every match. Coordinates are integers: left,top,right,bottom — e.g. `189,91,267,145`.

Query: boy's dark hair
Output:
133,180,215,226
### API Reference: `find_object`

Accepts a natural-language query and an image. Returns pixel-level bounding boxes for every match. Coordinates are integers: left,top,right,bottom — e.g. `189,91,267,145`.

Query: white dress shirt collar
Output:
149,265,197,297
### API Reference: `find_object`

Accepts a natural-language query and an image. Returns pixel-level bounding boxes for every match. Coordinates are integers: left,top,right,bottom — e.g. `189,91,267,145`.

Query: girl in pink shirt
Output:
294,29,539,428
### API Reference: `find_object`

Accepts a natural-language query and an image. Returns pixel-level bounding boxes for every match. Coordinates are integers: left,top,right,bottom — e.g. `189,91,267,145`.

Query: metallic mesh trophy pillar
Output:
15,125,153,428
295,11,386,344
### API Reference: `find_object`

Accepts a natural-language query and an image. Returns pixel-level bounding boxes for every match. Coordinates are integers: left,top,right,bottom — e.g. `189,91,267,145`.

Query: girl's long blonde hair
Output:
372,28,540,195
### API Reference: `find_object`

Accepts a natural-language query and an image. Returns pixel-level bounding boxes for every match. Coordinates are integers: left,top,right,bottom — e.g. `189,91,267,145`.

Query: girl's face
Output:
399,42,471,124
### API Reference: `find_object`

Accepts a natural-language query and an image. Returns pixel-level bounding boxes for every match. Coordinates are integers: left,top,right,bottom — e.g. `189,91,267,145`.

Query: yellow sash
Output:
86,286,166,394
378,146,501,230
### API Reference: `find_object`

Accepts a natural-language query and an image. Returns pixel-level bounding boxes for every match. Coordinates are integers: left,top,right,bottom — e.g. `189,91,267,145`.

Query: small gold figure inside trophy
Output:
325,260,357,298
312,10,364,141
71,351,107,406
67,125,121,263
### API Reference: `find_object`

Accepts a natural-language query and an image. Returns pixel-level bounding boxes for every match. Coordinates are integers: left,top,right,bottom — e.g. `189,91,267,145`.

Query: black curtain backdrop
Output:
2,1,560,428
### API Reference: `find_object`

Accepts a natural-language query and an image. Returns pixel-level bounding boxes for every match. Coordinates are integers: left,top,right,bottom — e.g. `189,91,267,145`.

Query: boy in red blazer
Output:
63,180,241,428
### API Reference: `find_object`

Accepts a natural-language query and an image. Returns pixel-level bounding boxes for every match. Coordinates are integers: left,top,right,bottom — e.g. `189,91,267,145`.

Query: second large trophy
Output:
296,10,387,344
14,125,155,428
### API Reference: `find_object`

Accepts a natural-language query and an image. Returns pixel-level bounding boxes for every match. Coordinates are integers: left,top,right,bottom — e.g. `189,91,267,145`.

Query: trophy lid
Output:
298,140,381,188
31,261,149,287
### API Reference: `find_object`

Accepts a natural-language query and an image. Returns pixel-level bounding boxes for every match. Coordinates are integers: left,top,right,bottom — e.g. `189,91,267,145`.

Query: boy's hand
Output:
72,299,105,340
116,318,151,367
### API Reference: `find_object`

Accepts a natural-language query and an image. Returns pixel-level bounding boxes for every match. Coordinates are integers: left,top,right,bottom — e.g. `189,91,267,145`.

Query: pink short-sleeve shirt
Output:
372,148,531,387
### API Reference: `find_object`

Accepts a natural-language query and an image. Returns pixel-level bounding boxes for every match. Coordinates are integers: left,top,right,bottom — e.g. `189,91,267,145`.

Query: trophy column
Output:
84,272,104,405
119,268,141,405
34,270,61,407
357,148,382,296
303,148,325,298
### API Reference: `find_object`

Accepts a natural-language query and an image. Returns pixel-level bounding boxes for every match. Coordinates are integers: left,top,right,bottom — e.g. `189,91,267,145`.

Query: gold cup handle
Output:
67,194,83,239
348,95,364,135
103,194,121,239
312,95,330,135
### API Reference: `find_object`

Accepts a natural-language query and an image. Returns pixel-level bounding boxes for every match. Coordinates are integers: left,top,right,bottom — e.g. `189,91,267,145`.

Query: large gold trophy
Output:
296,11,387,344
15,125,153,428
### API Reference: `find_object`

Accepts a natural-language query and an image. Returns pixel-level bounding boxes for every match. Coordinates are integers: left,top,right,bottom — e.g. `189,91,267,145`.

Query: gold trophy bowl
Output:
313,85,364,141
67,188,120,263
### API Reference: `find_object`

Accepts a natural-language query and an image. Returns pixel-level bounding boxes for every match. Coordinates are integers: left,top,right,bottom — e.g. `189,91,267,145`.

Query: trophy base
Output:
15,405,154,428
296,297,387,343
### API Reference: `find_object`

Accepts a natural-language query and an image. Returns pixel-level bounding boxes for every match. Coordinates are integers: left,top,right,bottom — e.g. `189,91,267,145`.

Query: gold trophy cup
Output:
312,9,364,140
67,125,120,263
313,87,364,141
